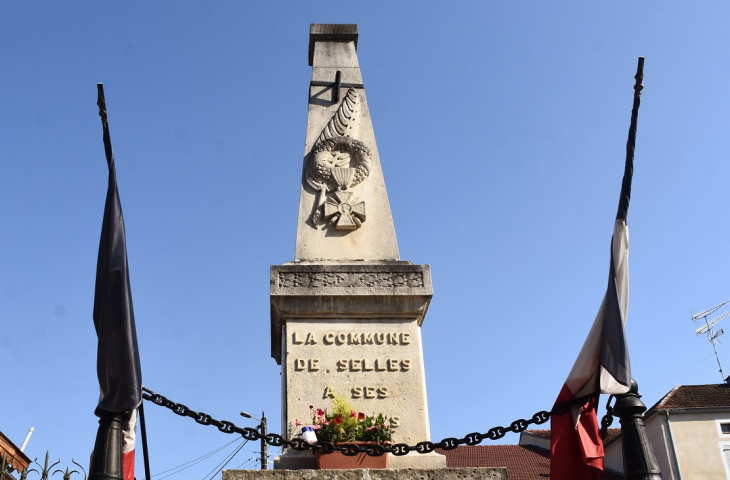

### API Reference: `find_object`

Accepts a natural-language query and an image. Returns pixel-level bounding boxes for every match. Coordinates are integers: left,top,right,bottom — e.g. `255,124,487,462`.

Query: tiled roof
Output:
436,445,623,480
436,445,550,480
603,428,621,446
648,384,730,411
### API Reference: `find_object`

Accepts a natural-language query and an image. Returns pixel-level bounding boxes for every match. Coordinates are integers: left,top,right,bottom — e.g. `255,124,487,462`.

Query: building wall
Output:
663,410,730,480
518,432,550,451
603,438,623,475
645,413,681,480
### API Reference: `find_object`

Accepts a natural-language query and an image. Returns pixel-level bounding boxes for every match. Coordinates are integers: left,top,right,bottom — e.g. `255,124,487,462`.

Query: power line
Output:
643,354,714,397
233,458,257,470
154,438,242,480
201,439,248,480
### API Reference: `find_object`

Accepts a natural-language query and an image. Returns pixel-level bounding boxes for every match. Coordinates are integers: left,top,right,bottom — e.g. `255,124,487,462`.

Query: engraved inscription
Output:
294,358,320,371
291,327,414,403
323,332,410,345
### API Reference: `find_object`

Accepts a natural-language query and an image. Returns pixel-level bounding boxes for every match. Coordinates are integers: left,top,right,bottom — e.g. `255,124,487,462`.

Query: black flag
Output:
90,84,142,480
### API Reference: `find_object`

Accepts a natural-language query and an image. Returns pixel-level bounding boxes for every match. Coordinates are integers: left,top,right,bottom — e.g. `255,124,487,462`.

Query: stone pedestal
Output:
224,468,508,480
270,262,442,469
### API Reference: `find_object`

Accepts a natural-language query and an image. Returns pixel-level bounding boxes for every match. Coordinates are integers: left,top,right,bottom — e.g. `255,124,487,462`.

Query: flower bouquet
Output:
298,394,393,469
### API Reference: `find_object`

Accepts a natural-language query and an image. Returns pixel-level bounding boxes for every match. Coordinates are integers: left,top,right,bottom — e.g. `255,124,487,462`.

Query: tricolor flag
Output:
91,84,142,480
550,58,643,480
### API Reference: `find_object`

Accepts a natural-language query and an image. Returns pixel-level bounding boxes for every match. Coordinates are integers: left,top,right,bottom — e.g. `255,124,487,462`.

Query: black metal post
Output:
138,402,152,480
88,410,124,480
333,70,341,103
260,412,268,470
613,380,662,479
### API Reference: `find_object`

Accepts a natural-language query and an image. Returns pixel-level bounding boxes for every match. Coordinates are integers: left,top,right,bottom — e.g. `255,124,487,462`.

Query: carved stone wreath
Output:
310,137,371,191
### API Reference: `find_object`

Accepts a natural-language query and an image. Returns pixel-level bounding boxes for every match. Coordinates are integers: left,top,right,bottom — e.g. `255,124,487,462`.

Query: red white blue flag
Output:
550,58,643,480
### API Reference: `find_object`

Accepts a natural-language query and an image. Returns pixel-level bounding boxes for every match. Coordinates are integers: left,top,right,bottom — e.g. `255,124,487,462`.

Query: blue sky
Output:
2,1,730,477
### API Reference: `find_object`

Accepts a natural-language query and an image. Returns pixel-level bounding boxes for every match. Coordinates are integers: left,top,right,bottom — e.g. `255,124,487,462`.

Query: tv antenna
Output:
692,299,730,382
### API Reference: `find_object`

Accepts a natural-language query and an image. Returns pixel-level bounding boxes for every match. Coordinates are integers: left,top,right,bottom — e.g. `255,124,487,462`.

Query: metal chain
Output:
142,386,594,457
599,394,615,440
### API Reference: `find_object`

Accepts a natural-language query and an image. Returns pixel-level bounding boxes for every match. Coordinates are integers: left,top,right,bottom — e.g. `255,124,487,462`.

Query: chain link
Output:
600,395,615,440
142,386,595,457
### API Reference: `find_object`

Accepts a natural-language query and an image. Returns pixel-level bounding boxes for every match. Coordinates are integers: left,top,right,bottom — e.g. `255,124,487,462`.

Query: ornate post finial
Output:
613,379,662,479
96,83,108,125
634,57,644,97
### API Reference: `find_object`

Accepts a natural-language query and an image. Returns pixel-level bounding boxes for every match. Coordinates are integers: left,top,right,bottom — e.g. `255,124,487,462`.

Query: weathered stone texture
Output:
224,467,508,480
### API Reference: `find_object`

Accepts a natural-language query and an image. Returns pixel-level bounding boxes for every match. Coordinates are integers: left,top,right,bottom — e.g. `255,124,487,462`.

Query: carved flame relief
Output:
306,88,371,230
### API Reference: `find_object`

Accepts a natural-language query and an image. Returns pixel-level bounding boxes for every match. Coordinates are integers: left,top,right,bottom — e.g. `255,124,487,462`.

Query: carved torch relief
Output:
306,88,371,230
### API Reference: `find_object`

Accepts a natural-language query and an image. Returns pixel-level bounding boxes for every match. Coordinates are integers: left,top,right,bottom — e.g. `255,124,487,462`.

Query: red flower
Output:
295,420,301,426
316,409,325,417
334,415,343,425
358,412,365,420
350,410,357,418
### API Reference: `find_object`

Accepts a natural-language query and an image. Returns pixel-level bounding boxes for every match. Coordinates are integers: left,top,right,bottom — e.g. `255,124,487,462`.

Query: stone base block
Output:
387,452,446,469
273,451,316,470
224,467,507,480
272,451,446,470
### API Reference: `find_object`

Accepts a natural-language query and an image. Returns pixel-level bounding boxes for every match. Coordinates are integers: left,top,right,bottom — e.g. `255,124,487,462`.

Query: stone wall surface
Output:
224,468,508,480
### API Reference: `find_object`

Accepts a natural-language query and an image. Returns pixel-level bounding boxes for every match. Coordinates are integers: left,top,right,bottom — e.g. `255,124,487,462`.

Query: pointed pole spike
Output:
634,57,644,97
96,83,107,125
95,83,114,169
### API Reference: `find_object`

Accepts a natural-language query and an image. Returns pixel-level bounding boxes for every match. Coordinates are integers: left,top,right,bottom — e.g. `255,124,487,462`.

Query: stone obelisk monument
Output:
270,24,445,469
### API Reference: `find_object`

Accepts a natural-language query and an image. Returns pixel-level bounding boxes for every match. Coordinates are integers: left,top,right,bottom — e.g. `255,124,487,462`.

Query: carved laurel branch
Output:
317,88,360,144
